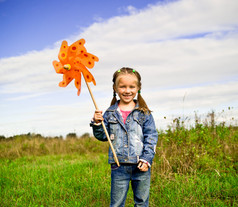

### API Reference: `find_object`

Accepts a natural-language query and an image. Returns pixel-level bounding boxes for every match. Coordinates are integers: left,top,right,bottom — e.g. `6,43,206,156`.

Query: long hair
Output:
110,67,151,114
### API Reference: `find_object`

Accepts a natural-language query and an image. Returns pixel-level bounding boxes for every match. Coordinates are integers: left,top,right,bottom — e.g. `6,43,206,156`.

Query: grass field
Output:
0,116,237,206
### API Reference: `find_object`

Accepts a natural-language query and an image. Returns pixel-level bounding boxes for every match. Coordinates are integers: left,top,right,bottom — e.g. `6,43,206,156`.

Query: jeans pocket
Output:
111,163,120,171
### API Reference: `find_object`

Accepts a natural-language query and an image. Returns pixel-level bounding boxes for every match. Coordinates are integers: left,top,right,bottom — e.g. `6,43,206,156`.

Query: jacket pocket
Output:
108,117,119,134
133,113,145,127
108,117,118,124
108,117,123,155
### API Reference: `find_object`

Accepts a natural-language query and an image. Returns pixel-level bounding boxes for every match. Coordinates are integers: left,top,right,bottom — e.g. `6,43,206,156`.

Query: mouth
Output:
123,94,132,98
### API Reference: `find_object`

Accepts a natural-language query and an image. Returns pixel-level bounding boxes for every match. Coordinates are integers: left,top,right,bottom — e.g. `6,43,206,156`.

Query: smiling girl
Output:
91,67,158,207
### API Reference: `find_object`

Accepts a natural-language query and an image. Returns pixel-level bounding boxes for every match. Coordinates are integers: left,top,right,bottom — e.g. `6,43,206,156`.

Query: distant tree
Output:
35,134,43,138
66,133,77,139
0,135,5,140
80,133,90,139
53,136,63,140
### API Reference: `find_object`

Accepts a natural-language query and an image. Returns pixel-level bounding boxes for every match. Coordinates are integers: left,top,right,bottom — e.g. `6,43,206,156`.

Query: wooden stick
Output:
84,80,120,167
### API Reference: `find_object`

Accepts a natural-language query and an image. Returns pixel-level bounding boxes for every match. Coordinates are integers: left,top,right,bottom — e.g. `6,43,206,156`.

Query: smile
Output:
123,94,132,97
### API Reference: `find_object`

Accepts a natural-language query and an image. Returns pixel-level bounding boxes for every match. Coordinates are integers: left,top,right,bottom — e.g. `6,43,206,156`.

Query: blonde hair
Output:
110,67,151,114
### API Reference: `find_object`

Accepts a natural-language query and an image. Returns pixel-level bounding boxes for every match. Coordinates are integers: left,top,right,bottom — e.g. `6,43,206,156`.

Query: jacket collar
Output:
107,100,139,112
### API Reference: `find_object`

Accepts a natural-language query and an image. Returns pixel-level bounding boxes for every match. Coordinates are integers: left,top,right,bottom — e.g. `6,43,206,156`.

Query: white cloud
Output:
81,0,238,43
0,48,58,94
0,0,238,136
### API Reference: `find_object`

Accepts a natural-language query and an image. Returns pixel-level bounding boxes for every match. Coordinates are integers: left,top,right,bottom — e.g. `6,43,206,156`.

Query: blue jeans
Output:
110,164,151,207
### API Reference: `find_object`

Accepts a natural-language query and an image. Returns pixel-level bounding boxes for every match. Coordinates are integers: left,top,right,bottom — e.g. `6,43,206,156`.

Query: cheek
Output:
114,85,119,93
134,86,140,93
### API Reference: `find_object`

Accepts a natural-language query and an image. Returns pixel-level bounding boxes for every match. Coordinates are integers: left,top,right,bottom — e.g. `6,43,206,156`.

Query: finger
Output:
95,110,103,114
137,161,143,169
140,163,146,170
138,163,148,171
95,118,103,123
93,113,103,123
96,115,103,119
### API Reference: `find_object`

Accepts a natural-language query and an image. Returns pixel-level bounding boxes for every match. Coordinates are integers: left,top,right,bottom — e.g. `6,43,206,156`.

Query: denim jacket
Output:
91,101,158,166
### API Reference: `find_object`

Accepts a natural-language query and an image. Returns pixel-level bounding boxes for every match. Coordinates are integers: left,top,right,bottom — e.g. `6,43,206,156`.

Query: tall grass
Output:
0,111,237,206
0,134,108,159
154,123,237,175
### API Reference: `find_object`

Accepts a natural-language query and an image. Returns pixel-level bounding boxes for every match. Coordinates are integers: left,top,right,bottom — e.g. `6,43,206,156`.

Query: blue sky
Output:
0,0,238,137
0,0,163,58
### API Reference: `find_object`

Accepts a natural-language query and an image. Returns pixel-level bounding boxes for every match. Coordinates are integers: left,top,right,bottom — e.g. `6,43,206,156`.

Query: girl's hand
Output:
93,110,104,123
137,161,149,172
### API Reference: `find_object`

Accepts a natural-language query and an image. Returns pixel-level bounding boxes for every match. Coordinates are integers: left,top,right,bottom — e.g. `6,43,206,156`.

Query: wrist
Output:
139,159,151,168
90,119,102,126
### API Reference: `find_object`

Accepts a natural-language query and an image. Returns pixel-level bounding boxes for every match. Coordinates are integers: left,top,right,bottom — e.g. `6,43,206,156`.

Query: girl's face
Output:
115,74,139,105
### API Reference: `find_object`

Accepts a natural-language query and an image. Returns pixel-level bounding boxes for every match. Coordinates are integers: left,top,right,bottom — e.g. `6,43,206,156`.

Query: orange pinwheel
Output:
52,39,120,166
52,39,99,95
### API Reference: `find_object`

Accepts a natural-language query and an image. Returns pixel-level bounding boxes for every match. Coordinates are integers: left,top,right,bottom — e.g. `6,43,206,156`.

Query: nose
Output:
125,87,130,93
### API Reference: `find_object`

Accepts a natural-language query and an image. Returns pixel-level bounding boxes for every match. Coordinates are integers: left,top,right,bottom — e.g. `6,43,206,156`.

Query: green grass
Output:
151,171,237,206
0,154,111,207
0,153,237,207
0,118,238,206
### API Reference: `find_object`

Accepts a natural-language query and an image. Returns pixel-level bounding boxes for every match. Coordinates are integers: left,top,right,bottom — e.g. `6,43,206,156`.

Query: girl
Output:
91,67,158,207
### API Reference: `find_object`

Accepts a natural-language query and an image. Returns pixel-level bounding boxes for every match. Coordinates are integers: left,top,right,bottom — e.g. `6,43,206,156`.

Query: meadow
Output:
0,113,237,206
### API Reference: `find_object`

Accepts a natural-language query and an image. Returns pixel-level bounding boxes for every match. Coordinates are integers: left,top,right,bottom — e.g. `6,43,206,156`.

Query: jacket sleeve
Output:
139,113,158,166
90,113,109,142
